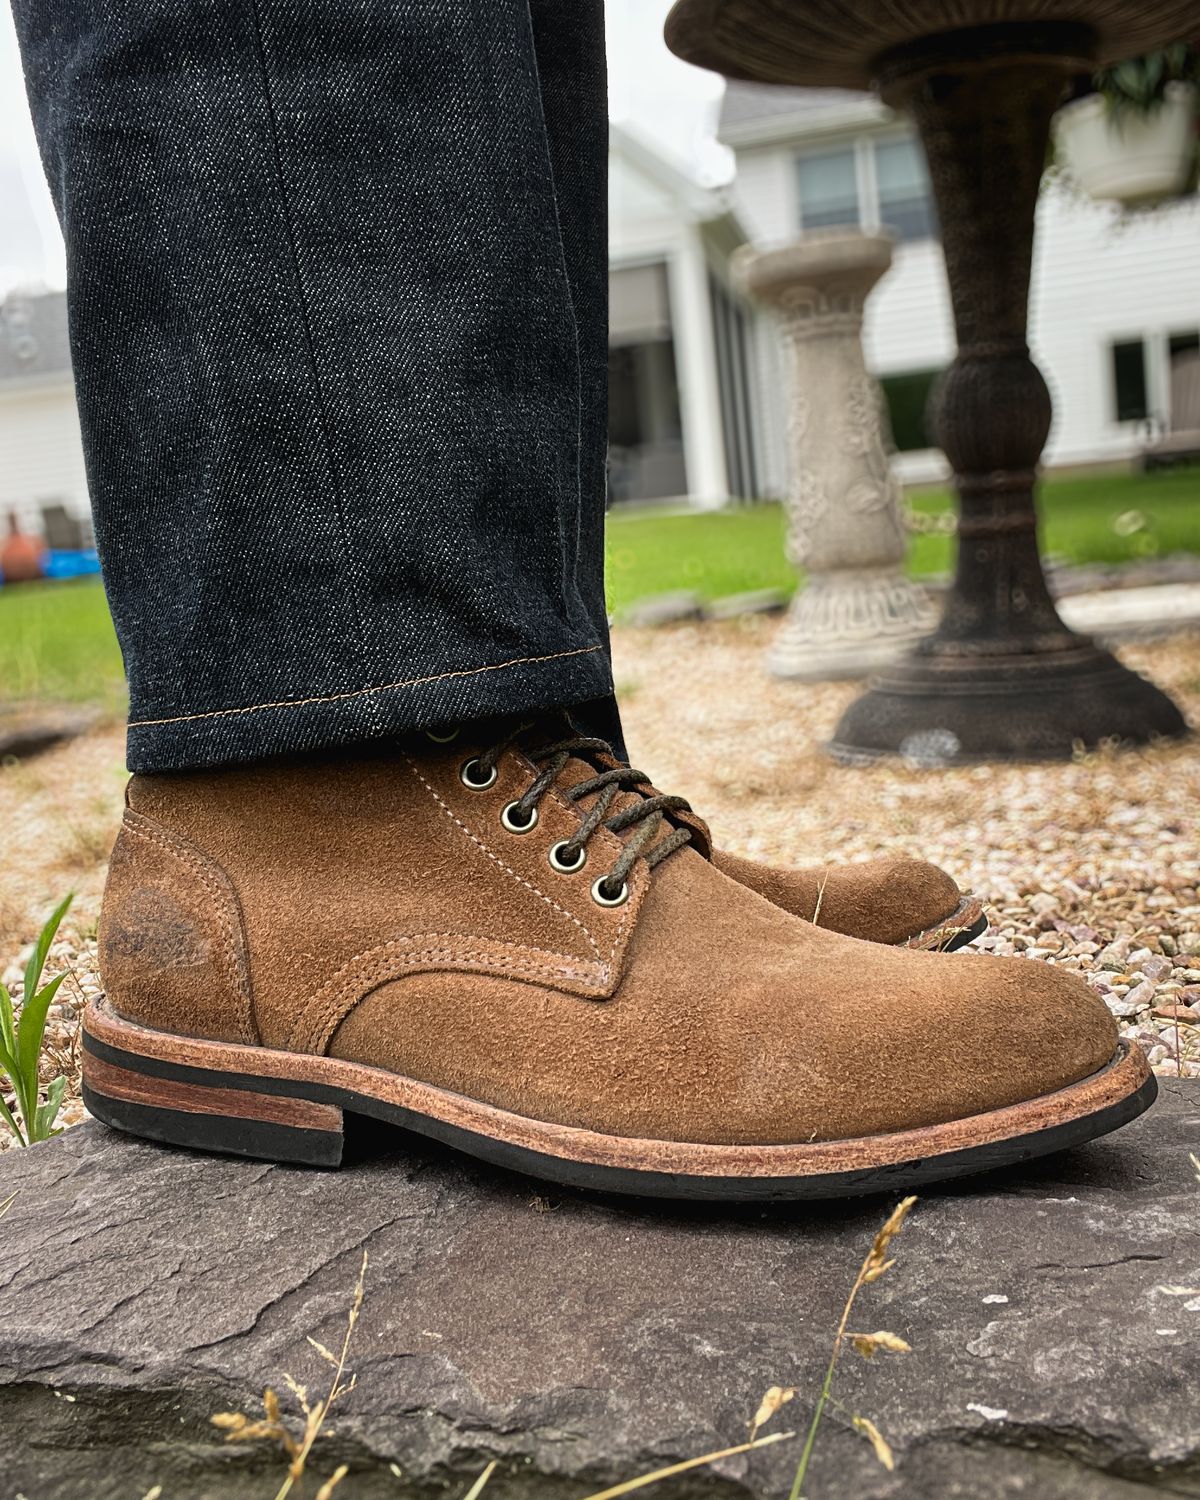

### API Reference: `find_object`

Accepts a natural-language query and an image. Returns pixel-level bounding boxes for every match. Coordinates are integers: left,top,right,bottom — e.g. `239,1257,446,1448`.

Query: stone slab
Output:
0,705,100,761
1,1083,1198,1499
1059,582,1200,642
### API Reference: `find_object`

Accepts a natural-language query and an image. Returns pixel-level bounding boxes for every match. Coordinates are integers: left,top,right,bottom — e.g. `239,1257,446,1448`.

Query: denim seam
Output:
126,643,605,728
244,0,379,724
521,0,585,625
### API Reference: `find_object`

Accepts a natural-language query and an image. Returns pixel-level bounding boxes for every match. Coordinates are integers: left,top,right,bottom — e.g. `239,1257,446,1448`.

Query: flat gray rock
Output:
1,1082,1198,1499
0,704,100,760
617,590,706,627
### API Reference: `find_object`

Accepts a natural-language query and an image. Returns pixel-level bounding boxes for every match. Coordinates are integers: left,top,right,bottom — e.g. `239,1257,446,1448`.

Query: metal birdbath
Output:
665,0,1192,763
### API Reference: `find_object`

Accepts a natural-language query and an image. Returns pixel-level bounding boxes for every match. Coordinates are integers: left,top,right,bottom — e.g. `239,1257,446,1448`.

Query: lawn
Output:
0,576,125,712
1,467,1196,710
605,467,1200,613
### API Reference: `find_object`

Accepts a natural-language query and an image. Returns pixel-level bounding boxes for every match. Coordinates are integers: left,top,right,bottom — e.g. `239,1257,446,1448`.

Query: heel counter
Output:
99,809,258,1044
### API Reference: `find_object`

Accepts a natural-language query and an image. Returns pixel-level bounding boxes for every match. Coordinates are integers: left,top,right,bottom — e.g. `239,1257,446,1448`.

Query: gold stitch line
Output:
127,645,606,729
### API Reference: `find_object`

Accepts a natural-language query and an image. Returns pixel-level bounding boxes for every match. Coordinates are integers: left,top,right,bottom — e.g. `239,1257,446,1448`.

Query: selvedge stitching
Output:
128,645,603,729
244,0,379,723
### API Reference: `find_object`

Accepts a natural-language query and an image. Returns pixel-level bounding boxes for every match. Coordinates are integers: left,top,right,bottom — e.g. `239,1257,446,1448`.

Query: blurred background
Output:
3,0,1197,711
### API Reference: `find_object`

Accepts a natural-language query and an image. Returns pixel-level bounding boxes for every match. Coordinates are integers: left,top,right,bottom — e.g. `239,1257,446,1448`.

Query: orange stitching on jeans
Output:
127,645,605,729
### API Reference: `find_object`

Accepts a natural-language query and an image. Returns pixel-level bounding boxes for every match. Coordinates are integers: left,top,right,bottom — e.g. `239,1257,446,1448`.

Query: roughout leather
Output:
589,748,967,945
713,848,964,945
99,737,1117,1147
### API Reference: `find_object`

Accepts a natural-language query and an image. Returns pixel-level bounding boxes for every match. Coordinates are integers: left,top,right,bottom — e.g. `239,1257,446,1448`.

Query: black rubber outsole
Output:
938,913,989,953
82,1029,1158,1202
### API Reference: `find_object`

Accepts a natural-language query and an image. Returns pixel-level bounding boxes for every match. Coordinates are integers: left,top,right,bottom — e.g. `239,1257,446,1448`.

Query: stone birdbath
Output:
735,230,937,681
665,0,1192,763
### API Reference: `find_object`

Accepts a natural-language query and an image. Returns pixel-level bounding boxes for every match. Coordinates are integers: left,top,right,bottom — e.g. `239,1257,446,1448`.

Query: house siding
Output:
0,381,90,532
726,123,1200,480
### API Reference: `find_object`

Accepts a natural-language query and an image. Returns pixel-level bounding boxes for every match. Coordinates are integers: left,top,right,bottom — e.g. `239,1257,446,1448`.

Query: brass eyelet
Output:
425,725,460,744
501,801,539,834
590,875,629,908
548,840,586,873
460,758,498,791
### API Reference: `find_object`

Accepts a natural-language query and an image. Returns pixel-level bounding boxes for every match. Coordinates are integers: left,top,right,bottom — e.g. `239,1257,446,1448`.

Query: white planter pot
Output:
1053,81,1198,207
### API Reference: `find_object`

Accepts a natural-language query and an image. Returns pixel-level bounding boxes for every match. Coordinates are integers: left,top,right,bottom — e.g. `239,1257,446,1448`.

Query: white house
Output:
607,121,760,506
0,290,91,545
718,81,1200,493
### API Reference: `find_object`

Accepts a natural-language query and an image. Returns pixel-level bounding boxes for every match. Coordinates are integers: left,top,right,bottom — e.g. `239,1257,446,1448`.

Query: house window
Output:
880,368,943,451
876,138,937,243
1111,339,1148,422
796,147,860,232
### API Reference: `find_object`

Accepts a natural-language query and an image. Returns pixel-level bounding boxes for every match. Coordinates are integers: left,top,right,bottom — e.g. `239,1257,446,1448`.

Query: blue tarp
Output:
0,549,101,586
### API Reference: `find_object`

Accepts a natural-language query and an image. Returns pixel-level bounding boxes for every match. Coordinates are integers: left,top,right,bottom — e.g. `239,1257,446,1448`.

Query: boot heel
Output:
82,1040,344,1167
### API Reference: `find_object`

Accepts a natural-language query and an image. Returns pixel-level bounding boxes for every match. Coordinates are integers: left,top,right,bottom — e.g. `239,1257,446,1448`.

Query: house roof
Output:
718,81,888,147
0,290,72,388
609,120,734,224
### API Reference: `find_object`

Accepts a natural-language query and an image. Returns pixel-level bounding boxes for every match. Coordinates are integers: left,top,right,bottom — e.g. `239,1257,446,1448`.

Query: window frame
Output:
794,129,937,245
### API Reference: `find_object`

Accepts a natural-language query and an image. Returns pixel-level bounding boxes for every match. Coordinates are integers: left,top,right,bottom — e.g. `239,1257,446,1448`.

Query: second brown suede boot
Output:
713,848,986,950
84,725,1153,1200
584,744,987,950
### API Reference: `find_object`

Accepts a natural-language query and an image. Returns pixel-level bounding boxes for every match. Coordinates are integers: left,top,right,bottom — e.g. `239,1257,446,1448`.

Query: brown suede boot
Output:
587,747,987,950
84,726,1153,1200
712,849,987,951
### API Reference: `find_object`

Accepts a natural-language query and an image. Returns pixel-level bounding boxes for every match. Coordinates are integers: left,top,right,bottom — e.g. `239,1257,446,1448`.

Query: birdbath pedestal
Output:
665,0,1190,762
735,231,936,680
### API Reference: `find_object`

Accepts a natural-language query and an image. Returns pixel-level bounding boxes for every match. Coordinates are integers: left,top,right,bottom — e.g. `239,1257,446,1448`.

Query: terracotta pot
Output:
0,523,48,584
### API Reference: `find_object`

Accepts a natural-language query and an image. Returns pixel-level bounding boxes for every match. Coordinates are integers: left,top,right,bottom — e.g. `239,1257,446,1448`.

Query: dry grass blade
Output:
749,1384,796,1439
787,1197,918,1500
461,1459,498,1498
314,1464,350,1500
851,1415,894,1471
849,1331,911,1360
272,1249,368,1500
578,1430,792,1500
209,1251,368,1500
0,1191,15,1221
810,873,829,928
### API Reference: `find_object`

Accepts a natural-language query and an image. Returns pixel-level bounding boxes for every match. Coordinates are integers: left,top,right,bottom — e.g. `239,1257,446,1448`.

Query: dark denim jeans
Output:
12,0,622,771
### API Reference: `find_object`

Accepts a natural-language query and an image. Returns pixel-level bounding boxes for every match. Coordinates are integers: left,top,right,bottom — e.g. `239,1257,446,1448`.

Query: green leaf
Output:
23,892,73,1008
0,1090,25,1147
32,1074,67,1144
16,972,66,1088
0,1038,20,1086
0,1036,35,1142
0,983,14,1058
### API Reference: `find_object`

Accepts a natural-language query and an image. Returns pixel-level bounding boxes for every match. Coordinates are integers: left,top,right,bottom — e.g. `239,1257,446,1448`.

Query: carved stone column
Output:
737,232,936,680
664,0,1191,762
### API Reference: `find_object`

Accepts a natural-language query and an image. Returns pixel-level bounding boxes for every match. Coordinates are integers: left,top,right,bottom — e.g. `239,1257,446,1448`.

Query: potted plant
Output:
1053,43,1198,208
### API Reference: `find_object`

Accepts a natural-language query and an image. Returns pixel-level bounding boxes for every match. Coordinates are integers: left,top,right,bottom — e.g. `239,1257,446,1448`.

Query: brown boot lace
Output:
461,728,693,907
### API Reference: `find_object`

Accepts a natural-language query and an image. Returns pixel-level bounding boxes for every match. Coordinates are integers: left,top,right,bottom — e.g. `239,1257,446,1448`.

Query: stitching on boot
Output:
402,755,607,963
126,645,604,728
120,812,259,1045
291,934,614,1055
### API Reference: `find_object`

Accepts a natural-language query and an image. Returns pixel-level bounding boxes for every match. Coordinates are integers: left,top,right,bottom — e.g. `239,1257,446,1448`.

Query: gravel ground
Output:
2,624,1197,1152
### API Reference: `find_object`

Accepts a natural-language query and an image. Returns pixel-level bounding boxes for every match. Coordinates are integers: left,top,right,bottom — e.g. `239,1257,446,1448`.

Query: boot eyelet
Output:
500,801,538,834
425,725,460,744
460,758,498,791
591,875,629,908
548,840,586,873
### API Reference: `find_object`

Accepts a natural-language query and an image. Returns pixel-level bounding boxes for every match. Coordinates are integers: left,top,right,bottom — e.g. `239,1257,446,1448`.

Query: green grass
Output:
605,467,1200,613
1,468,1196,711
0,577,125,712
